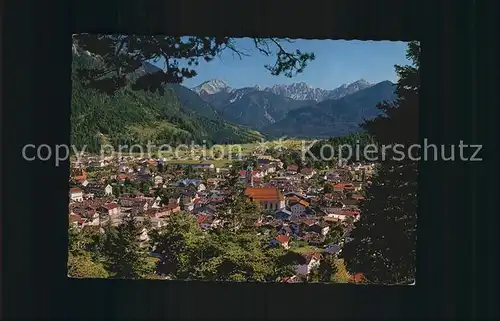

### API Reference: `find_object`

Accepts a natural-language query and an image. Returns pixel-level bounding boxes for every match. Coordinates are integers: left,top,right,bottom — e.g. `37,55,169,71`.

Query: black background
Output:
2,0,498,319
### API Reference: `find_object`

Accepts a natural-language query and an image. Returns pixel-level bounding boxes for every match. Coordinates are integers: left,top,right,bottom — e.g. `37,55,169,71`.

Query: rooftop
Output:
244,187,285,201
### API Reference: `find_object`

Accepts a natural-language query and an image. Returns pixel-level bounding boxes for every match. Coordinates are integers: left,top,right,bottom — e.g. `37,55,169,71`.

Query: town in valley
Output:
69,146,373,283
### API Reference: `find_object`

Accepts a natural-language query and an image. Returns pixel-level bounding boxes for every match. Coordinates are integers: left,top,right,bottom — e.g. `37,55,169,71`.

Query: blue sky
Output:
152,38,411,89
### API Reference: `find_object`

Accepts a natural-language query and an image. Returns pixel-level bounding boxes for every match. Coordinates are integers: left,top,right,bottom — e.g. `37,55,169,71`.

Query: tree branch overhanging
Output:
72,35,316,94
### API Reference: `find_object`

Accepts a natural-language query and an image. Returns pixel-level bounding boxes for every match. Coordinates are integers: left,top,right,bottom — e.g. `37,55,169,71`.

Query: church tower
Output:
245,166,254,187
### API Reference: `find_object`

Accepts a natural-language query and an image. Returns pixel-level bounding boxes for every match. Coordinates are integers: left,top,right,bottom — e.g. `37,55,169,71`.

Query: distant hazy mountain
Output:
211,89,314,130
264,82,330,101
193,79,232,96
261,81,397,138
324,79,374,100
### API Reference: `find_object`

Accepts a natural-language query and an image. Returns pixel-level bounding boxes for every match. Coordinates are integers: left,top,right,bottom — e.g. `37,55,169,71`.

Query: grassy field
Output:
71,139,312,164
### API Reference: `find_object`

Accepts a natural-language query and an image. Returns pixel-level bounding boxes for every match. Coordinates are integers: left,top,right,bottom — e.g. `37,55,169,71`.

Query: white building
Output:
152,196,162,209
104,184,113,196
138,228,150,242
329,210,360,222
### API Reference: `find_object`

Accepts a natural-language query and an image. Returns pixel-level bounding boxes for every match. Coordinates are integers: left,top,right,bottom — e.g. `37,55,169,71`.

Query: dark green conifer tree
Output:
102,217,153,279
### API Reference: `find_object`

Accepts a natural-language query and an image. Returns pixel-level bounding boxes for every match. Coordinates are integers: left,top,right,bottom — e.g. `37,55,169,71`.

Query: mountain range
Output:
71,46,396,147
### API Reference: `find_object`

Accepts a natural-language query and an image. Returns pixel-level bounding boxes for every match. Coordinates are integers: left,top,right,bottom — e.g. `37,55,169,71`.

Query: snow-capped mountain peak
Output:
347,79,371,87
356,78,370,84
261,80,373,102
193,79,231,95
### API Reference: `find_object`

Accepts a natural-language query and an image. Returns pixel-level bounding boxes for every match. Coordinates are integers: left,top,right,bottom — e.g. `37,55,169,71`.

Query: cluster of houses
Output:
69,153,375,283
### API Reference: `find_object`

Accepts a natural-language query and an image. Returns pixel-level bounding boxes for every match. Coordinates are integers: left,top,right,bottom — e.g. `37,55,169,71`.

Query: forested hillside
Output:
70,51,264,153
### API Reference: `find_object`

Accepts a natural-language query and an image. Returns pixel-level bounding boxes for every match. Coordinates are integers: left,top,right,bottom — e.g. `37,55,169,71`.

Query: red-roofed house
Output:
286,195,302,204
239,169,258,178
240,169,255,180
72,168,87,184
333,183,356,193
350,193,365,200
270,235,290,249
71,207,99,226
68,213,85,227
333,184,347,192
300,218,318,227
69,187,84,202
146,206,171,219
197,214,220,230
207,178,219,187
117,173,128,182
